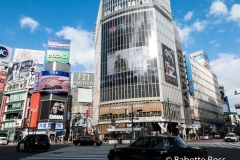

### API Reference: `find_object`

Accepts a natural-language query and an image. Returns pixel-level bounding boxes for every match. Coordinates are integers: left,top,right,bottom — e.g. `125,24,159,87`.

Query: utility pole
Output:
131,105,134,140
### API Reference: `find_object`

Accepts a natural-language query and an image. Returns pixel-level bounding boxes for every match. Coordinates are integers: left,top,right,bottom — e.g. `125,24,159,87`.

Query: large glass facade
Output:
100,11,160,102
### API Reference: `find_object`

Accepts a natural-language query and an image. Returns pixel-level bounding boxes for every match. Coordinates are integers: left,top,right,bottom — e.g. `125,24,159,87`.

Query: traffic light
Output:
51,123,56,131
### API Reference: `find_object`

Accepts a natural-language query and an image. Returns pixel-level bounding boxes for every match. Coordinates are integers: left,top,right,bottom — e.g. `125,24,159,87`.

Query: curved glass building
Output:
93,0,189,138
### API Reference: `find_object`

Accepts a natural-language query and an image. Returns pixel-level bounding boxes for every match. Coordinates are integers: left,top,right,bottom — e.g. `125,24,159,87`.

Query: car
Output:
201,134,213,140
224,133,239,142
16,134,50,152
108,136,208,160
0,137,8,145
73,136,102,146
213,132,224,139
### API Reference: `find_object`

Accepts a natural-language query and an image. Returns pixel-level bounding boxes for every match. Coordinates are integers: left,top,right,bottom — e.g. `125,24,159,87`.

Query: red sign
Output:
0,96,7,123
29,93,41,128
87,106,91,118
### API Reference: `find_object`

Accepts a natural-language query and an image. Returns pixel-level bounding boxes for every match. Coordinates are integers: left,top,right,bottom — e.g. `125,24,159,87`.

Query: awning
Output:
0,130,8,134
106,127,143,132
55,129,65,132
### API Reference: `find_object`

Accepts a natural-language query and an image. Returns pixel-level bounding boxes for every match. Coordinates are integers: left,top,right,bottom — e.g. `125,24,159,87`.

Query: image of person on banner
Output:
50,102,64,115
114,54,127,73
12,63,21,80
164,48,176,78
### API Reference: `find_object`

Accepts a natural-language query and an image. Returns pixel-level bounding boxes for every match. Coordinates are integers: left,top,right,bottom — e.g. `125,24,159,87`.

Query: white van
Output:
0,137,8,145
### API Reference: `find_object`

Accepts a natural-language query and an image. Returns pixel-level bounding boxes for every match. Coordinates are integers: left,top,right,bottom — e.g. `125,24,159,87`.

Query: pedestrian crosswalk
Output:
188,141,240,148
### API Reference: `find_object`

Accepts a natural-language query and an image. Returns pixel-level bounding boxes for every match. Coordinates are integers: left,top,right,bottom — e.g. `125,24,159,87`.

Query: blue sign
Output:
0,46,9,58
185,53,194,93
47,38,71,51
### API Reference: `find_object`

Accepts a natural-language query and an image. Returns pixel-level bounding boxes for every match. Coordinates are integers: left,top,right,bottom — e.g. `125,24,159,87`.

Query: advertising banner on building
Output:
5,79,27,93
49,101,65,120
184,53,194,93
0,96,7,123
29,93,40,128
0,70,8,92
71,72,94,87
39,70,69,94
26,67,36,88
38,122,63,130
13,49,45,71
0,45,12,66
46,38,71,63
162,43,178,86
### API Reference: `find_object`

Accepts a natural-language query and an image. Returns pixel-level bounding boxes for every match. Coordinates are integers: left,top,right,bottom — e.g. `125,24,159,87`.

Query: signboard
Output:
0,70,8,92
185,53,194,93
0,45,12,66
38,122,63,130
0,96,7,123
29,93,40,128
39,70,69,94
13,119,22,127
13,49,45,72
26,67,36,88
46,38,71,63
5,79,27,93
162,43,178,86
72,72,94,87
49,101,65,120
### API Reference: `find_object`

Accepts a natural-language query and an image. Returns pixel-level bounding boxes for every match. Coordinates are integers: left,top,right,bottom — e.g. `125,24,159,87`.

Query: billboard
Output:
72,72,94,87
49,101,65,120
46,38,71,63
184,53,194,93
78,88,92,103
13,49,45,72
101,46,159,87
7,60,33,81
29,93,40,128
5,79,27,93
162,43,178,86
0,45,12,66
0,70,8,92
26,67,36,88
39,70,69,94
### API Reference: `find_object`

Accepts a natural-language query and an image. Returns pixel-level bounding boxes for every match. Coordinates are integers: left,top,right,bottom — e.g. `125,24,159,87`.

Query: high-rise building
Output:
93,0,190,139
185,50,224,134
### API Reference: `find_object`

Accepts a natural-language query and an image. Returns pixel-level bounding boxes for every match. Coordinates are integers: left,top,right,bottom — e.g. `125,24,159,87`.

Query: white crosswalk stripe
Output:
188,141,240,148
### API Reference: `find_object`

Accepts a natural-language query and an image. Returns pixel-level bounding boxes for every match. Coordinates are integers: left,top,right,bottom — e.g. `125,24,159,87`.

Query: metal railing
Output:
7,107,23,111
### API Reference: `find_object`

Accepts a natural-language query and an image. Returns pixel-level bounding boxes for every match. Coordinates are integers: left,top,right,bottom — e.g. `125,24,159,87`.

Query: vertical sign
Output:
29,93,40,128
87,106,91,118
184,53,194,93
0,96,7,123
27,67,36,88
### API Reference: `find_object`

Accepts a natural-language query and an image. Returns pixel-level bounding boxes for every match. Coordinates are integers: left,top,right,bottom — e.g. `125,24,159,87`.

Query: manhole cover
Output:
52,152,63,154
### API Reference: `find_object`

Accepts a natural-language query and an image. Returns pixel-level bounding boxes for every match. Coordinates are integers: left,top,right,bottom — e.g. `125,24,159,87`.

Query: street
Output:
0,139,240,160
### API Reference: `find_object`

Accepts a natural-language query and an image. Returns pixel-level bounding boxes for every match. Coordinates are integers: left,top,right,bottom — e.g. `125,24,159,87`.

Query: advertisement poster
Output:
29,93,40,128
0,70,8,92
39,70,69,94
7,60,33,81
0,45,12,66
162,43,178,86
46,38,71,63
13,49,45,72
49,101,65,120
102,46,159,87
